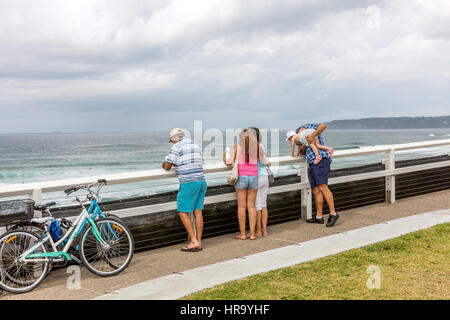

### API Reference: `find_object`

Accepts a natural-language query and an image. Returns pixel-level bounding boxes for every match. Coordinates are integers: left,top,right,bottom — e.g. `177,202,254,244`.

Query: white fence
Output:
0,139,450,220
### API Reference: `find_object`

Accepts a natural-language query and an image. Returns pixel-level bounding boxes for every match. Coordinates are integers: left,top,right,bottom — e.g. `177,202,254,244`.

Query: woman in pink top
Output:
223,129,265,240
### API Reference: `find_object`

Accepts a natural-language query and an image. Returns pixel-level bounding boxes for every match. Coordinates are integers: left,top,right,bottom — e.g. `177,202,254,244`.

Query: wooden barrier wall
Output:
50,155,450,252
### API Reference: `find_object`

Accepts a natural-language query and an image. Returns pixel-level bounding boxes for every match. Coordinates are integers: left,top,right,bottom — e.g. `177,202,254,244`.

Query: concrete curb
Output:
93,209,450,300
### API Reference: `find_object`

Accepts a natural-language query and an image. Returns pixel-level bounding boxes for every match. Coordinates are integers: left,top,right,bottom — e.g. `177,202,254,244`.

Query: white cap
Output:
169,128,184,142
285,130,296,141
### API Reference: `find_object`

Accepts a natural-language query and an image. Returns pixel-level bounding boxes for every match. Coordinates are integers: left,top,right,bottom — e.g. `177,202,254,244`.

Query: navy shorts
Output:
308,157,331,189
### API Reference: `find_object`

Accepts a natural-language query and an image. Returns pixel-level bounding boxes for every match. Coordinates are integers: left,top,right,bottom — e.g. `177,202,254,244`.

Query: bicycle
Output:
5,179,119,255
0,179,134,294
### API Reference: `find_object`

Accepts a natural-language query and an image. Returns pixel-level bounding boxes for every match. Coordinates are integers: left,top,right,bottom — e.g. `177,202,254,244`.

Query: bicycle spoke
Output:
80,219,133,276
0,231,48,292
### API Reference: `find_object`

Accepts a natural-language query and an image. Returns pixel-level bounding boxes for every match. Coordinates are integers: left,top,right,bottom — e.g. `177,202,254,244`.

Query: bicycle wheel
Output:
9,221,42,234
79,217,134,277
0,230,49,294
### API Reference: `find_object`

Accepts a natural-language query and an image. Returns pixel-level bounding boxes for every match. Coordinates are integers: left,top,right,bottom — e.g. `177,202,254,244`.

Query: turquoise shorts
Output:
177,180,208,213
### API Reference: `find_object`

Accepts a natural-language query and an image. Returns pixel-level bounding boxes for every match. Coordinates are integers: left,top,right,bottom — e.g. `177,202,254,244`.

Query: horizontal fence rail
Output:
0,139,450,221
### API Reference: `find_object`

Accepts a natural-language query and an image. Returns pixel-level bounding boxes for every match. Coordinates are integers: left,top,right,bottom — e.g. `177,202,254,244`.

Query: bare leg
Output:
235,188,248,239
247,189,258,240
312,187,324,218
310,141,320,159
310,141,322,164
194,209,203,249
314,138,334,157
316,144,333,152
261,207,268,236
318,184,336,214
178,212,199,249
256,210,262,237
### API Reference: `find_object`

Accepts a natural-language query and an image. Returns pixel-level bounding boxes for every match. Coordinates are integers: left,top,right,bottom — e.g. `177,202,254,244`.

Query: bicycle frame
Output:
77,198,107,237
19,207,107,263
9,181,118,264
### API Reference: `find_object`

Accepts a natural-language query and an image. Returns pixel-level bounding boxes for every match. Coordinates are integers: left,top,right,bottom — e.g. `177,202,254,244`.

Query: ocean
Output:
1,129,450,206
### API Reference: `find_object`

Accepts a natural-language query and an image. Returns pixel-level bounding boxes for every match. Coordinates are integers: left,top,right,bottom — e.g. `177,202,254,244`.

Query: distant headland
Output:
326,116,450,129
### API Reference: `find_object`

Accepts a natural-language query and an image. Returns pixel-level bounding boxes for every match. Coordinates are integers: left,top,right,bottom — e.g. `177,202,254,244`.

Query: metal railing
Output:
0,139,449,220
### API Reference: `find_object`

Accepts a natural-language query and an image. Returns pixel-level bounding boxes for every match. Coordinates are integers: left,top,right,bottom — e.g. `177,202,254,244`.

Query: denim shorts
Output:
177,180,208,213
235,175,258,190
308,157,331,189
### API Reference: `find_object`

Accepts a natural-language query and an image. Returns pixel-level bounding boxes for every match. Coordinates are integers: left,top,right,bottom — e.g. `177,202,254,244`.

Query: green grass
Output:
185,223,450,300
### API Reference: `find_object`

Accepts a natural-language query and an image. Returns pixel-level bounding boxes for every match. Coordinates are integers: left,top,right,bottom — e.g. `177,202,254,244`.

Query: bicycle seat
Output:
34,202,56,211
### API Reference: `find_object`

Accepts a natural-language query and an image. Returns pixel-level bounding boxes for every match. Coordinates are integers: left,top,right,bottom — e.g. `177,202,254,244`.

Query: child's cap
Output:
285,130,296,141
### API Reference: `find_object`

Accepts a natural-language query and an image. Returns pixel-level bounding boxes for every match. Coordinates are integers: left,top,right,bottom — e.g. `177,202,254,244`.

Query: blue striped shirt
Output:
165,137,205,183
296,123,331,165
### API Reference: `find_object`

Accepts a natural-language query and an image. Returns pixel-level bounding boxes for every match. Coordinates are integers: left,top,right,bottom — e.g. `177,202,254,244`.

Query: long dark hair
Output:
238,129,259,163
248,127,261,144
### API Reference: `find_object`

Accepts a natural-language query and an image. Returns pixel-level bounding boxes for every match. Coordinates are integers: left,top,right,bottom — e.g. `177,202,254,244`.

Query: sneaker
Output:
306,216,324,224
326,212,340,227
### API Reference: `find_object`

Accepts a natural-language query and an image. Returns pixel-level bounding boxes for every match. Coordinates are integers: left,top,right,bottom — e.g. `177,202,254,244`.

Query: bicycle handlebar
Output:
64,179,107,195
64,186,79,195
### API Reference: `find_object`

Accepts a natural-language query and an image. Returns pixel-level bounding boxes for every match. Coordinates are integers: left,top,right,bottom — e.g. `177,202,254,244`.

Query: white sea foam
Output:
1,131,450,205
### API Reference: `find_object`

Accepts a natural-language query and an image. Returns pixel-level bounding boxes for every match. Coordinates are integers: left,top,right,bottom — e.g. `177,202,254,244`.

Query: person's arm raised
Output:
307,123,327,145
223,145,237,166
290,139,296,157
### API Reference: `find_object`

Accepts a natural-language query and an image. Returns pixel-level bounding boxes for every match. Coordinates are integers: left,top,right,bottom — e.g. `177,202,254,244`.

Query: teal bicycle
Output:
0,180,134,294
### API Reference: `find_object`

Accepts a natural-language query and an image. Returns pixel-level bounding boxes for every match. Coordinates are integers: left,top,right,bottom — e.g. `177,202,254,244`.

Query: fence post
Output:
30,188,42,218
299,158,312,220
384,149,396,204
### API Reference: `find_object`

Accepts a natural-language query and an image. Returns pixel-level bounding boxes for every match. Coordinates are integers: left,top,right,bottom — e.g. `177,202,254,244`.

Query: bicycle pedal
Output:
69,254,81,264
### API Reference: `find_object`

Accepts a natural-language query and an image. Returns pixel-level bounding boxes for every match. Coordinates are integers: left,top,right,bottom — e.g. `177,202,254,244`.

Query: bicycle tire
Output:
0,230,49,294
65,214,122,257
9,221,43,234
8,222,58,274
0,229,48,290
79,217,134,277
0,227,48,286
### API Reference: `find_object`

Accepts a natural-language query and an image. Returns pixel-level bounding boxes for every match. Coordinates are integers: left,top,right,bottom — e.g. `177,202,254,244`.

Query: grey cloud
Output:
0,0,449,133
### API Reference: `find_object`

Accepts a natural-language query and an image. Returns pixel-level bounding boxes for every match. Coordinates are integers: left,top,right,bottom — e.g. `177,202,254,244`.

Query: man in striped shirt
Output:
163,128,207,252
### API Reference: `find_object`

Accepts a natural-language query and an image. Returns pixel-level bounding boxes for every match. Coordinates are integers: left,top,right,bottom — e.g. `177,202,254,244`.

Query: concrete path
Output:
2,189,449,300
95,209,450,300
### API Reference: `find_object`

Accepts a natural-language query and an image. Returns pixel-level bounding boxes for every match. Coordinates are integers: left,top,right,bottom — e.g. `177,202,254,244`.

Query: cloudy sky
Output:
1,0,449,132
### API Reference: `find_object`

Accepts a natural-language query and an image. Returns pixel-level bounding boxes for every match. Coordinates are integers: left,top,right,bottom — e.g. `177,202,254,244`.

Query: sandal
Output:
235,234,248,240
